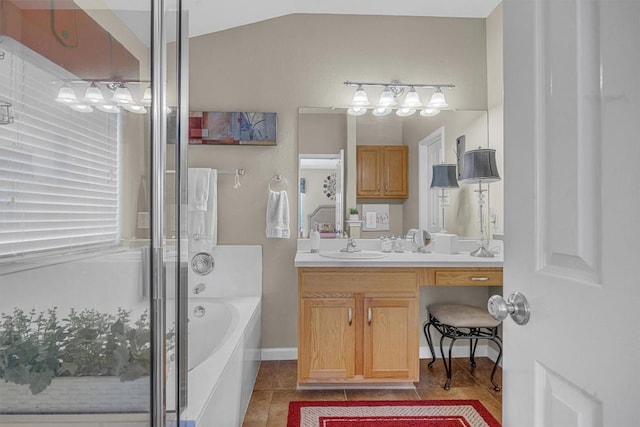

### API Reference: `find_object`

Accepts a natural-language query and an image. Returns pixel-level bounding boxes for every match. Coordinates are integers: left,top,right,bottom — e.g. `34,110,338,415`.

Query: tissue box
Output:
434,233,459,254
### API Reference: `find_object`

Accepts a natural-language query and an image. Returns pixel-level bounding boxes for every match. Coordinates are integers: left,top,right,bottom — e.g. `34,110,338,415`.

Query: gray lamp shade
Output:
460,148,501,183
430,164,459,189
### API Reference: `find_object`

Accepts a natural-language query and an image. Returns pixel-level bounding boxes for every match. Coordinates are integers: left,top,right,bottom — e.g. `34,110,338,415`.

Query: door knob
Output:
488,292,531,325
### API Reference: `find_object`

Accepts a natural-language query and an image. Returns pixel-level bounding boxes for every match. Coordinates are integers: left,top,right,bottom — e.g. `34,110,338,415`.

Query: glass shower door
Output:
0,1,188,425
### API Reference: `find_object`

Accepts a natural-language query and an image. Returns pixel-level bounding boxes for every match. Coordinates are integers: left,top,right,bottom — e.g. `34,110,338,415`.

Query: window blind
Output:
0,38,120,260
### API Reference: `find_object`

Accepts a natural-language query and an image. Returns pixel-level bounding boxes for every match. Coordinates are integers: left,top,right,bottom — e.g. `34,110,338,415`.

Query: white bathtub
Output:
174,297,261,426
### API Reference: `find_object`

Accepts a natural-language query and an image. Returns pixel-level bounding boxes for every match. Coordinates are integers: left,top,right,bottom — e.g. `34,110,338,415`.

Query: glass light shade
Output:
112,85,133,104
141,86,152,106
122,104,147,114
430,164,459,189
395,107,416,117
95,104,120,114
372,106,392,117
377,87,397,107
55,86,77,104
347,106,367,116
402,87,422,108
351,85,370,106
420,107,441,117
68,104,93,113
84,83,104,103
428,88,448,108
460,148,501,183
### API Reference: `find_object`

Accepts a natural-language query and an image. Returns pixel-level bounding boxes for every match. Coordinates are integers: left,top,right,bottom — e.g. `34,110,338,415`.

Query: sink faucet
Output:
341,238,361,253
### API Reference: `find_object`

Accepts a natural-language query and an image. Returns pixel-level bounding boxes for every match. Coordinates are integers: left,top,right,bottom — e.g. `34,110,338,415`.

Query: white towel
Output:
266,190,290,239
188,168,210,211
189,169,218,252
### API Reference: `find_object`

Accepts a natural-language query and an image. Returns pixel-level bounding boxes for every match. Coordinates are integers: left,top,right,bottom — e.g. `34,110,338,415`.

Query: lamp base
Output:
470,245,495,258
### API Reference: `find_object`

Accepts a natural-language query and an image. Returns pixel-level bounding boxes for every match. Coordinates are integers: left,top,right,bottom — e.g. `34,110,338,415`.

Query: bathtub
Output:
173,297,261,426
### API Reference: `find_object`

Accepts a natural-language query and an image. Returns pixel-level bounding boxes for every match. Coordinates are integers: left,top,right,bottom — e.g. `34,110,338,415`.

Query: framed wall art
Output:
189,111,277,145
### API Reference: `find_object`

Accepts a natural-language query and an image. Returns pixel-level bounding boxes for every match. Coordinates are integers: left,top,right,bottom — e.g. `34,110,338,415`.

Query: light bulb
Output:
351,85,370,106
377,87,397,107
420,107,441,117
68,104,93,113
112,84,133,104
428,88,448,108
84,83,104,103
141,86,152,106
402,87,422,108
55,85,77,104
396,107,416,117
372,106,392,117
122,104,147,114
347,106,367,116
95,104,120,114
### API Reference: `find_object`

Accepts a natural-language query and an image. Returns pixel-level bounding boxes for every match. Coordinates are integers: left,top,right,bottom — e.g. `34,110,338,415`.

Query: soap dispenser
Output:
310,223,321,253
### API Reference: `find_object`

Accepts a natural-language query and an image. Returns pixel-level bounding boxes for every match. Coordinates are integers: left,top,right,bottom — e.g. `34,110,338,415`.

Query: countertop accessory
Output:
430,164,459,233
460,148,501,257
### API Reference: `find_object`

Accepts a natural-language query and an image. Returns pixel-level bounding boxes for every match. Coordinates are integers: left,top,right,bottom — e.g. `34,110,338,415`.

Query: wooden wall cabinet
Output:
356,145,408,199
297,268,419,385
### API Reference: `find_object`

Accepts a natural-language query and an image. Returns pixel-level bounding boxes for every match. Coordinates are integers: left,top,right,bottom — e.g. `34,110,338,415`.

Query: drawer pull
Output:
471,277,489,281
367,307,372,325
348,307,353,326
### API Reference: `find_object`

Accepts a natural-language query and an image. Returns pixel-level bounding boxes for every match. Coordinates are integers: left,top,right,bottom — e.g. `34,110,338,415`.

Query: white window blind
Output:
0,38,120,260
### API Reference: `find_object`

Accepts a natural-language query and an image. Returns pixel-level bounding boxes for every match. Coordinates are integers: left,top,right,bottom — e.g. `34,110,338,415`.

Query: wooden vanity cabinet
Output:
298,268,419,385
356,145,408,199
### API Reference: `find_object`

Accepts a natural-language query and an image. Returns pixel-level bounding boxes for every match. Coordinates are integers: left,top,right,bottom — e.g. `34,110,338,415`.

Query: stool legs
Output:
423,321,437,368
422,315,502,391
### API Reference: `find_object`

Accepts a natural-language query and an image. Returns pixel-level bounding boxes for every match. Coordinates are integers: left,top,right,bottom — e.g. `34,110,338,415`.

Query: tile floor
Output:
241,357,502,426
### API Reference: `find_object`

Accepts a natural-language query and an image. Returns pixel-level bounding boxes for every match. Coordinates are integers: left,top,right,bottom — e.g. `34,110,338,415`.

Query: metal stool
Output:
423,303,503,391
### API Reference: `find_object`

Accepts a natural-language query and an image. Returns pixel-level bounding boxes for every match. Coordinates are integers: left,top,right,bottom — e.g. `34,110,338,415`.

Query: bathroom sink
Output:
319,250,389,260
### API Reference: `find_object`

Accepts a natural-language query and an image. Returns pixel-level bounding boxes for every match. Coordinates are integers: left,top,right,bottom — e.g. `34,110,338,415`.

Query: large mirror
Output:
298,107,495,239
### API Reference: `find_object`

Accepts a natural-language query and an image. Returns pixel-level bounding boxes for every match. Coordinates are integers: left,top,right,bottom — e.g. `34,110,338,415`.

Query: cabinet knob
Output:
367,307,372,325
348,307,353,326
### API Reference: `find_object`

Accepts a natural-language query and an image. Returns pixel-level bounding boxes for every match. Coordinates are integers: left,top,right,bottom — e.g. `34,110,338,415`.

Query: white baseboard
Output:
261,345,501,365
261,347,297,360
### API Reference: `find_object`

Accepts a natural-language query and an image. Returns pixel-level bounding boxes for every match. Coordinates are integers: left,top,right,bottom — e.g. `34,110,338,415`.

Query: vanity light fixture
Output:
460,148,501,257
430,164,459,233
344,80,454,117
53,80,151,115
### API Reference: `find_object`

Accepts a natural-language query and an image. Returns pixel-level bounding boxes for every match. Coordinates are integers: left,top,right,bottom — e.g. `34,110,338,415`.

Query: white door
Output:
503,0,640,425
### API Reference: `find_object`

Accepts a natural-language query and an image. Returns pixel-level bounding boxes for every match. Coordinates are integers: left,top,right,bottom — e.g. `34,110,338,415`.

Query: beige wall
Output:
189,13,491,350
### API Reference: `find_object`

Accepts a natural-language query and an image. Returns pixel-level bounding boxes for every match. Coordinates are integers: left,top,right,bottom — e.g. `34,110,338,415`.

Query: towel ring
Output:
269,173,288,191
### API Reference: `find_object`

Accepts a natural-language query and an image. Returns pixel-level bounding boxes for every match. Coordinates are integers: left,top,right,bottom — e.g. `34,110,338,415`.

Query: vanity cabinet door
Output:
356,146,383,197
356,145,408,199
362,297,419,381
382,146,408,198
298,297,356,383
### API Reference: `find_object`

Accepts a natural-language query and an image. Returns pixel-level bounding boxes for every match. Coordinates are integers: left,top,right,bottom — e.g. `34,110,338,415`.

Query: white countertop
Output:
294,238,503,268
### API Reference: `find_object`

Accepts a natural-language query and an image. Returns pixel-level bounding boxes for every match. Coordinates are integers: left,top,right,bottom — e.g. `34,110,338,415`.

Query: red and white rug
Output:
287,400,501,427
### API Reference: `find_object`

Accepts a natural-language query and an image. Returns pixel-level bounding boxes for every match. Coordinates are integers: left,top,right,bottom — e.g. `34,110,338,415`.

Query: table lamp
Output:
460,148,501,257
430,164,459,233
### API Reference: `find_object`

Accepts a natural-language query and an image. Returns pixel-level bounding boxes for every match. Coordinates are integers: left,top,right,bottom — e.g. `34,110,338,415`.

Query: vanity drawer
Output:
433,268,503,286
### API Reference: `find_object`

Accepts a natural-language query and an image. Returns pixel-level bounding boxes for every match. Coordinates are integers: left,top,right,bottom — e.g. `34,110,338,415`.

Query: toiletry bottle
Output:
310,223,321,253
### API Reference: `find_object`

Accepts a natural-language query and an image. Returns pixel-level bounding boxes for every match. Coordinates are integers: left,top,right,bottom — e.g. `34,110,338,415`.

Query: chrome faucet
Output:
340,238,361,253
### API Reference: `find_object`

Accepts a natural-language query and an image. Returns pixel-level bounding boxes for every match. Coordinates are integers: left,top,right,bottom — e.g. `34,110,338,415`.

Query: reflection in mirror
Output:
298,153,344,238
298,108,499,240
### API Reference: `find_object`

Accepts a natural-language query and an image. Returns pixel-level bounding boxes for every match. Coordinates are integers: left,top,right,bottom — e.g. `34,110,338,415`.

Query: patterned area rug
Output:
287,400,501,427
